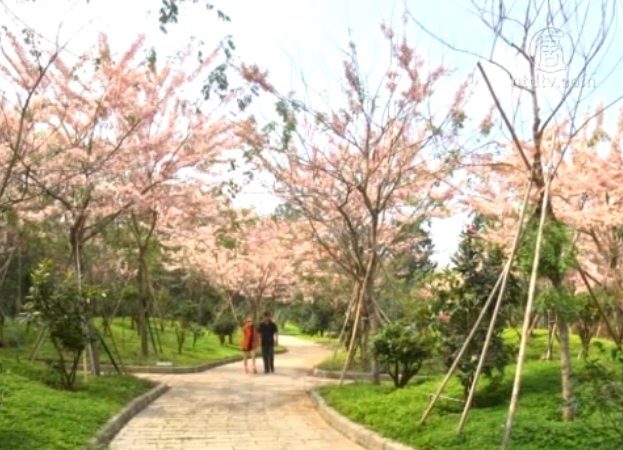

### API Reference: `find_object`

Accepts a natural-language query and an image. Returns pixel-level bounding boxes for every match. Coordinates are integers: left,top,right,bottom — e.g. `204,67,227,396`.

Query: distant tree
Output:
378,220,437,322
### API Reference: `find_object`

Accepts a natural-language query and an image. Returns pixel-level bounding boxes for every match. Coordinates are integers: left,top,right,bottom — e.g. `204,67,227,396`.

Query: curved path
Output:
110,336,363,449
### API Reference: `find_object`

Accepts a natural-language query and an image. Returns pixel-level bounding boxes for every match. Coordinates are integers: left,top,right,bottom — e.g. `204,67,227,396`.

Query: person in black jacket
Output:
258,312,279,373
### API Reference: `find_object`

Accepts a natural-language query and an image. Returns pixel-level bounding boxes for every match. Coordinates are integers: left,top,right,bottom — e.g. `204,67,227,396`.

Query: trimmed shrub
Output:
373,322,434,388
212,315,236,345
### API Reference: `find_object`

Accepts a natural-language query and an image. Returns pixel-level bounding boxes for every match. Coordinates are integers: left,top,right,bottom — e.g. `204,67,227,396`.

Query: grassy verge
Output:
0,317,242,367
319,330,620,450
280,322,337,346
316,349,444,374
315,349,374,372
101,318,241,366
0,354,152,450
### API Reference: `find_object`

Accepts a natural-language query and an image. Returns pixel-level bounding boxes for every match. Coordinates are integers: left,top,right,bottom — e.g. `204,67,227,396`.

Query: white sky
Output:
2,0,622,266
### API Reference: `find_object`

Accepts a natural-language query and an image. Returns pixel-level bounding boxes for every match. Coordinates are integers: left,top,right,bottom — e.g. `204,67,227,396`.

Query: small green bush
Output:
578,343,623,446
212,315,236,345
25,260,91,390
373,322,434,388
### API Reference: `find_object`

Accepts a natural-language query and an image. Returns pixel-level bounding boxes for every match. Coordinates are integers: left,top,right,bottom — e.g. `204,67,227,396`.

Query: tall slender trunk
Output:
70,225,100,375
360,254,380,383
131,211,158,358
137,251,150,357
251,298,259,323
0,313,5,347
557,313,574,421
365,276,380,384
545,310,555,360
340,281,364,384
16,242,22,313
227,292,238,324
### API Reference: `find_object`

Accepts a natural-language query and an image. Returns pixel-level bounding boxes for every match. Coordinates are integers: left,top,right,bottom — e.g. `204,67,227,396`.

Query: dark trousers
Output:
262,345,275,373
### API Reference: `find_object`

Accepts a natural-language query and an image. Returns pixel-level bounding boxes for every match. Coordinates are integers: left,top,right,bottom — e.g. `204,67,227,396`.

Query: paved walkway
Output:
110,336,363,449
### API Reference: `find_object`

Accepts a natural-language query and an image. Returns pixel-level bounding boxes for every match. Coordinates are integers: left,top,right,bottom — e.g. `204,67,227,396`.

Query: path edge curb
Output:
86,382,169,449
308,389,415,450
100,355,243,374
312,367,390,381
312,367,432,383
100,348,287,374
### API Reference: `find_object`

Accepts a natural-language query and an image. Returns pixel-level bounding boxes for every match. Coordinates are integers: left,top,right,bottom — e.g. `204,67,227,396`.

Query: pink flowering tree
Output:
241,28,463,378
117,46,237,356
168,212,299,324
552,115,623,344
21,35,159,273
17,33,237,362
0,29,62,212
464,112,622,423
10,35,160,373
133,181,236,355
0,30,67,336
437,2,623,432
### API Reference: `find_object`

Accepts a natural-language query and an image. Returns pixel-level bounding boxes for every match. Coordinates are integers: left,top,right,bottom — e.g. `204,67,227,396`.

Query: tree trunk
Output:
557,314,575,421
578,326,591,359
137,310,149,357
70,228,101,376
130,212,159,357
361,256,380,383
360,310,370,370
101,317,113,336
0,313,5,347
16,243,22,313
368,303,380,384
340,282,364,385
137,249,151,357
251,298,259,323
227,292,238,324
86,319,101,375
545,310,555,360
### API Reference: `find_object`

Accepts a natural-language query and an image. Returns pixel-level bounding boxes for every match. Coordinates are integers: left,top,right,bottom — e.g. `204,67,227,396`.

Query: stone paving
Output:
109,335,363,449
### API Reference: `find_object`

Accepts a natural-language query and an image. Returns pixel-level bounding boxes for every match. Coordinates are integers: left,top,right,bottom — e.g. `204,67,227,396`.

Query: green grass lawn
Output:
0,354,153,450
0,317,242,367
319,329,621,450
101,318,241,366
280,322,338,346
0,316,288,449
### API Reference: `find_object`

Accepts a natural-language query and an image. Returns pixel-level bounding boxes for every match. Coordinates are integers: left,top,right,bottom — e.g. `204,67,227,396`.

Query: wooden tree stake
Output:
340,287,364,385
502,176,552,449
457,177,533,433
419,270,504,424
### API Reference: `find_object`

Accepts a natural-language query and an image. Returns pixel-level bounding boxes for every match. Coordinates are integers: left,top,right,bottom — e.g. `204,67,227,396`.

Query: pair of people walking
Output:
241,312,278,374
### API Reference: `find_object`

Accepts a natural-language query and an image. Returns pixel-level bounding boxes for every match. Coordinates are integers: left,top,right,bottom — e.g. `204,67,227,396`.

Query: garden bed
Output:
0,355,153,450
318,330,622,450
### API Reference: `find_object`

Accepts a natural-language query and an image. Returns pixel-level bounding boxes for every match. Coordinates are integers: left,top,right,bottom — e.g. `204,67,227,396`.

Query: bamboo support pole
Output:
334,288,358,358
457,177,533,433
419,270,504,424
502,176,551,449
82,349,89,382
339,289,364,385
576,264,622,349
29,326,47,361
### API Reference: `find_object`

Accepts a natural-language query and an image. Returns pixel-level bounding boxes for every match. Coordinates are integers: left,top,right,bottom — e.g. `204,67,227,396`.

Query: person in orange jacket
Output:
241,316,259,374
